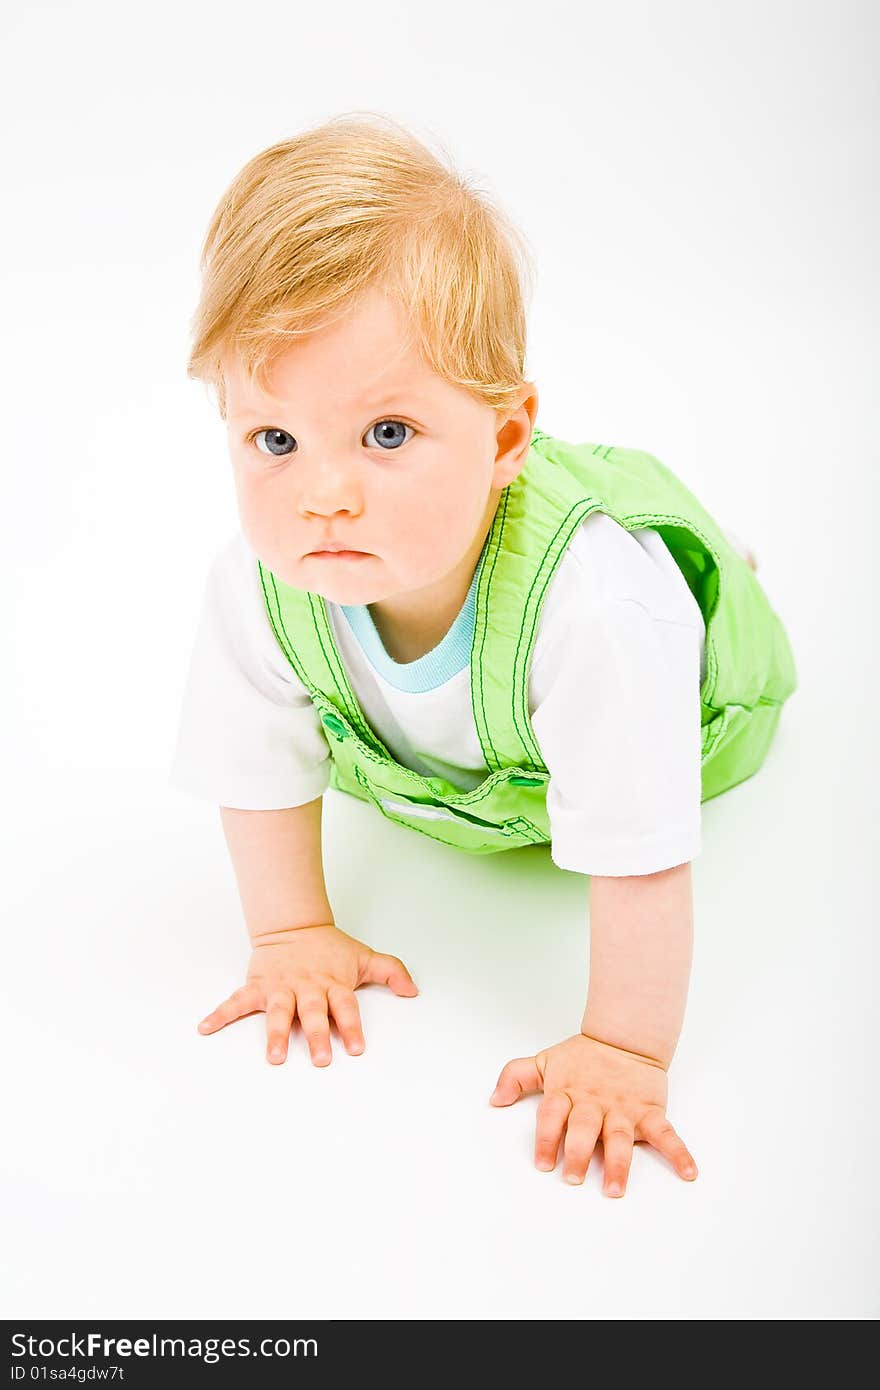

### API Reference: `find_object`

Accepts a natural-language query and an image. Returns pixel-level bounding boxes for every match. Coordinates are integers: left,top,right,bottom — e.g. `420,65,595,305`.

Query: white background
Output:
2,0,877,1320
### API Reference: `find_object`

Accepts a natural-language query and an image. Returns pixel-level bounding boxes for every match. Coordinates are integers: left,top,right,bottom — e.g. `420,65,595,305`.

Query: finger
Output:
601,1115,636,1197
637,1109,699,1181
264,988,296,1065
534,1092,573,1172
489,1056,542,1106
327,986,365,1055
197,983,263,1034
561,1103,604,1185
295,992,333,1066
365,952,419,996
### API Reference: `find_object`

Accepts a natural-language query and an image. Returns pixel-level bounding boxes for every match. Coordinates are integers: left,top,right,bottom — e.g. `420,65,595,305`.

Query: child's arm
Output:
489,861,698,1196
581,861,693,1069
219,798,337,943
197,798,419,1064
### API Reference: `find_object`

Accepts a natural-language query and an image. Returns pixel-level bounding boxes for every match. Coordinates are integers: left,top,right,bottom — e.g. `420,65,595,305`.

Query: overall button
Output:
321,712,349,740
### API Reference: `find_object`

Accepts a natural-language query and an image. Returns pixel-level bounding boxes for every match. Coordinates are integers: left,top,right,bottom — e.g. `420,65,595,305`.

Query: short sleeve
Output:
168,535,332,809
530,595,704,877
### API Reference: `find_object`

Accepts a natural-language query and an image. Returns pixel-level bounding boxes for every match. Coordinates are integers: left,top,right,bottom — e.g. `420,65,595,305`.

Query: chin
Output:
318,580,380,604
296,563,382,605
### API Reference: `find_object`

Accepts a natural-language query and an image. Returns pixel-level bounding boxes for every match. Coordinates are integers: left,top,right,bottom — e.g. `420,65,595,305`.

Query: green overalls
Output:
257,428,798,856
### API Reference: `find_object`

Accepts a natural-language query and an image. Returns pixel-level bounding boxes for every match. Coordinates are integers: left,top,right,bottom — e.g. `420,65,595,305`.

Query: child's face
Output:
222,285,536,605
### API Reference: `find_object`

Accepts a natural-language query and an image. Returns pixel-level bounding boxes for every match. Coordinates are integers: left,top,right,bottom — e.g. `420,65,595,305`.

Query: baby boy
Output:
170,113,796,1198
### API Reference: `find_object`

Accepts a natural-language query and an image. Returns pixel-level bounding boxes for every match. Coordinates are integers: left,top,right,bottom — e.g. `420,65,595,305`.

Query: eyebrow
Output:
228,392,428,422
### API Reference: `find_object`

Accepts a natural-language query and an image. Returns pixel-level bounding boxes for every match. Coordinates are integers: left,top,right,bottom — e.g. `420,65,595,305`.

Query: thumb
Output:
489,1056,542,1106
365,951,419,996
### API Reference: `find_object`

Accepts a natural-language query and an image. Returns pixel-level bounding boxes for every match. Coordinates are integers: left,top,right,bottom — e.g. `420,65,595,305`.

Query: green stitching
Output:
352,765,543,848
471,486,508,771
509,499,596,766
258,564,313,692
307,593,364,733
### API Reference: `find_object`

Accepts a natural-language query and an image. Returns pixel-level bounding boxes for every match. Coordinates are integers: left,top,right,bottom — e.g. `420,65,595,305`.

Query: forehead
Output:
226,373,436,419
224,286,440,417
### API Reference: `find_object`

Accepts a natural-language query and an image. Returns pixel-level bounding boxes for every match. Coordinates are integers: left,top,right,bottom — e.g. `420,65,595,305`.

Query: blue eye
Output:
249,420,414,456
252,429,295,457
364,420,414,450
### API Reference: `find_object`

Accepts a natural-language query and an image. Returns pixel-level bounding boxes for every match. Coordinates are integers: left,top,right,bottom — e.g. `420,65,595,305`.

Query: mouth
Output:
307,549,373,560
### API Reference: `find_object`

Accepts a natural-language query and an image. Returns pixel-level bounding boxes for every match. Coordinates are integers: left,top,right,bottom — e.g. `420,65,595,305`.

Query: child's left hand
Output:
489,1032,698,1196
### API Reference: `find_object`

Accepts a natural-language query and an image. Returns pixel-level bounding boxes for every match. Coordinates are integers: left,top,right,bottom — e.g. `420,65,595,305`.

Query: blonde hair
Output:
186,111,536,419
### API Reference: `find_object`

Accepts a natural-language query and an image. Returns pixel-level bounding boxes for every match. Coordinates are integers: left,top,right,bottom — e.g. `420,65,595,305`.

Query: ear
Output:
492,383,540,488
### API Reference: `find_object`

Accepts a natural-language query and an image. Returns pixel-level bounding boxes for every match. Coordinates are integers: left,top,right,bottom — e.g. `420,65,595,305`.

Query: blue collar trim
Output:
337,546,485,693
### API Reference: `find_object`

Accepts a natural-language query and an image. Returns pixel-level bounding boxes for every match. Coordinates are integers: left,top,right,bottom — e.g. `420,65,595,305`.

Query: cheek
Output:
232,479,262,541
409,468,483,532
233,468,290,544
385,468,485,566
234,486,307,586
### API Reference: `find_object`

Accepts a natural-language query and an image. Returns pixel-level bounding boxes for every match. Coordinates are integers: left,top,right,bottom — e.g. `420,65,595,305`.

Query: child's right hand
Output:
196,923,419,1066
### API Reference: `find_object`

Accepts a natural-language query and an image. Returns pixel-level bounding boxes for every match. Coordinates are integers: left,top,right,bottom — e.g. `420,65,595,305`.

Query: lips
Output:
308,542,367,553
308,549,372,559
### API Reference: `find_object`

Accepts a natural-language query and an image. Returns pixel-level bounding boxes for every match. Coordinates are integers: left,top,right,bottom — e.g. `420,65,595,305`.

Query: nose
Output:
297,454,364,519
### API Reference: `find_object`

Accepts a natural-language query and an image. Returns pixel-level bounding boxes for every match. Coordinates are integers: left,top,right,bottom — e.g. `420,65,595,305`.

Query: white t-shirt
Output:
169,511,710,877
